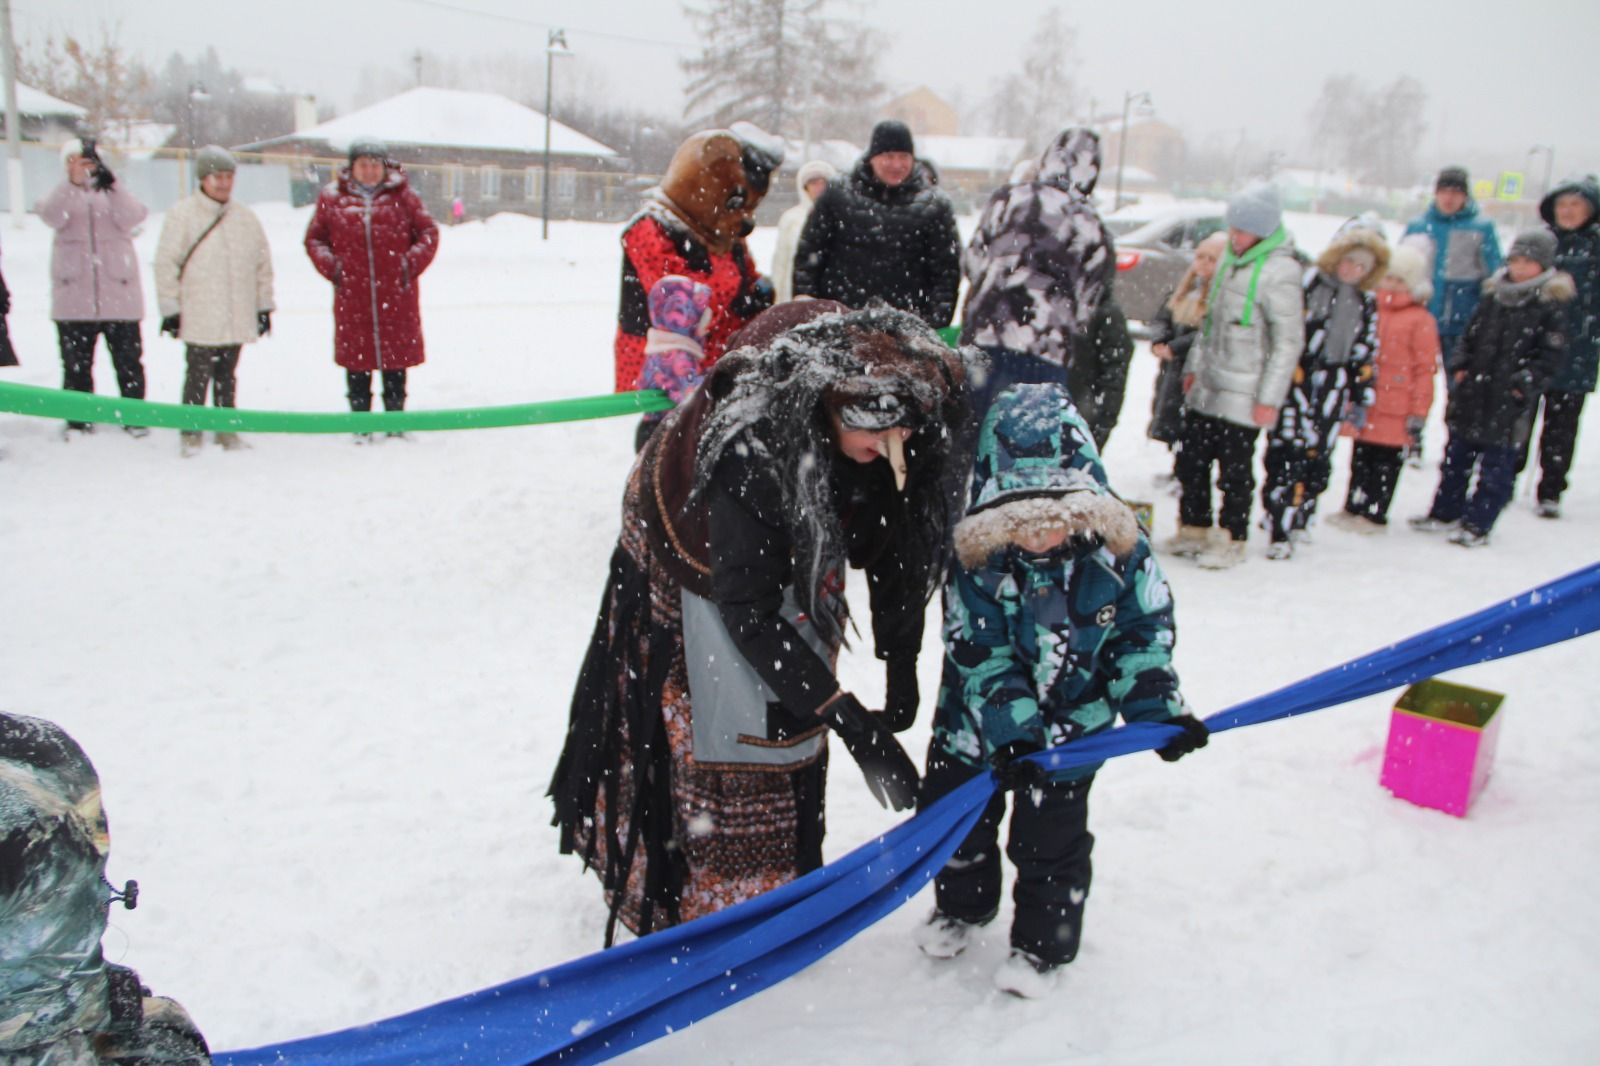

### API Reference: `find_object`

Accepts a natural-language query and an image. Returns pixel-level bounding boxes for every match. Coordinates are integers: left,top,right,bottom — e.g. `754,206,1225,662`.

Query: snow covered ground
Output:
2,202,1597,1064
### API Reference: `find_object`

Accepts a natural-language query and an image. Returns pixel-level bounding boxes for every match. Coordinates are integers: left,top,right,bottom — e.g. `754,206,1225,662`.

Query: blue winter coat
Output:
1403,200,1503,340
1540,176,1600,394
932,383,1187,783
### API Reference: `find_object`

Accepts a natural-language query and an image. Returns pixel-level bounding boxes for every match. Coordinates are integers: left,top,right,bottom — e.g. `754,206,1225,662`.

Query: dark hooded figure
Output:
550,303,969,945
1,712,210,1063
961,125,1116,420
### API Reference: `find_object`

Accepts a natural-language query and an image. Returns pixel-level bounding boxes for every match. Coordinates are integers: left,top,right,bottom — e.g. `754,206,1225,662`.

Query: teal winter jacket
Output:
1403,200,1503,340
932,383,1188,782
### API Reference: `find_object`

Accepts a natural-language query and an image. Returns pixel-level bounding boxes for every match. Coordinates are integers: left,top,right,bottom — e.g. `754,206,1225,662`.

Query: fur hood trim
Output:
954,491,1139,569
1482,269,1576,303
1316,227,1390,292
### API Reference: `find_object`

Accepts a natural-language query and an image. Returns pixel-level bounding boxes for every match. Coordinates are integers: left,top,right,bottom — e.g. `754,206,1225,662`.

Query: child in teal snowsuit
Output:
917,382,1209,996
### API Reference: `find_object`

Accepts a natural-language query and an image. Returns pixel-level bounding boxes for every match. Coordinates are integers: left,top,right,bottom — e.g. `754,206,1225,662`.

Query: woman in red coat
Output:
1333,243,1441,530
615,126,781,403
305,140,440,420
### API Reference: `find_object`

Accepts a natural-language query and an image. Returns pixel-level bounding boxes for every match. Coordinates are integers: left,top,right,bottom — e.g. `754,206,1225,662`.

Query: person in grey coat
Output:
36,138,150,437
1168,184,1305,569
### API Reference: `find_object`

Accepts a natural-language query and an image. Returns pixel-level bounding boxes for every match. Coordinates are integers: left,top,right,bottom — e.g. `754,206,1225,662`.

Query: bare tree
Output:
19,27,152,138
680,0,884,141
1362,76,1428,193
980,6,1079,151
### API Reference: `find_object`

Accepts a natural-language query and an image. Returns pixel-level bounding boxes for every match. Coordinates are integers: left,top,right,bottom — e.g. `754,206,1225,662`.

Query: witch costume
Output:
551,303,968,944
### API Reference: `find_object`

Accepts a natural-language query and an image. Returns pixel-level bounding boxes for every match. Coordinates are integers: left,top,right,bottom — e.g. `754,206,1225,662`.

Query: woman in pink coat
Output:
304,139,439,421
1331,243,1441,531
36,139,149,436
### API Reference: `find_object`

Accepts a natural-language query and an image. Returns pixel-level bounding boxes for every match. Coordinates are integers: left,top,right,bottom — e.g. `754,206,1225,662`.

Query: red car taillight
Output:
1116,250,1142,271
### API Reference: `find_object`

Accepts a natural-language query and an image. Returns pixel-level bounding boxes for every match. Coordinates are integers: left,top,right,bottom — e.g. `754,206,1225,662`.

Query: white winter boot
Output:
1196,528,1246,569
915,910,981,960
993,949,1063,998
1161,524,1210,558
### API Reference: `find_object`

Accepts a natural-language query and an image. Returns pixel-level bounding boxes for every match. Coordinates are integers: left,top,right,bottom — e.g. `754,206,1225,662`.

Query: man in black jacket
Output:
793,121,961,327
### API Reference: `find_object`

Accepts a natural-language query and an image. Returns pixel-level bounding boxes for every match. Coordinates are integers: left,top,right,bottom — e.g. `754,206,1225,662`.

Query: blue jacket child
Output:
916,382,1208,996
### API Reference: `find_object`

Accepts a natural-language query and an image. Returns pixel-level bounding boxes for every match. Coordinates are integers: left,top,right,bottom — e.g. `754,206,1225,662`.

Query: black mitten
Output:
880,655,919,733
160,315,180,337
257,310,272,336
822,693,919,810
93,163,116,190
1157,714,1210,763
990,741,1049,792
732,275,774,318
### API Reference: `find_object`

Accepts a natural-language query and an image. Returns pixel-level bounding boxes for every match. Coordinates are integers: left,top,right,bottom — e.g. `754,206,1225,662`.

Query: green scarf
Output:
1204,226,1288,334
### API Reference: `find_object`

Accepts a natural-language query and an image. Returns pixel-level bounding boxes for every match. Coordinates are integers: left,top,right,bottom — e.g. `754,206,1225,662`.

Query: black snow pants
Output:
57,321,145,428
1343,441,1405,523
1515,389,1587,504
1177,411,1260,540
920,748,1095,966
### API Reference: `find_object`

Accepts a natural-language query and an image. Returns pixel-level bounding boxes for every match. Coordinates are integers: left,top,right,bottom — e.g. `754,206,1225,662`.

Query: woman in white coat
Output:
769,160,836,303
152,146,275,455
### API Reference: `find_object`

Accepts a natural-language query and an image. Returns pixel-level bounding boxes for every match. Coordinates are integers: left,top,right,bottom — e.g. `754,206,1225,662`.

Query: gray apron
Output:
681,586,832,770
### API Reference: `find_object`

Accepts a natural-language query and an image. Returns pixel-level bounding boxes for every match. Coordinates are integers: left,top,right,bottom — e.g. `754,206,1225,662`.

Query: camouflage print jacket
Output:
932,383,1187,782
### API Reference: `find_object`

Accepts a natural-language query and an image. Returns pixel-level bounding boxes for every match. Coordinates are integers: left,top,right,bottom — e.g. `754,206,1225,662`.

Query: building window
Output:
447,167,465,198
480,165,500,200
524,167,542,202
555,167,577,202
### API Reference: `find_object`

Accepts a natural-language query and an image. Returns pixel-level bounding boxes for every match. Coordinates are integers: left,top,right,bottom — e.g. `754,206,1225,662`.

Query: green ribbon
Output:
0,380,674,433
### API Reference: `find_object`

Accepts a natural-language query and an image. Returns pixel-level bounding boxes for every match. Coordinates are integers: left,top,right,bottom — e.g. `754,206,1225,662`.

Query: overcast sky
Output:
24,0,1600,173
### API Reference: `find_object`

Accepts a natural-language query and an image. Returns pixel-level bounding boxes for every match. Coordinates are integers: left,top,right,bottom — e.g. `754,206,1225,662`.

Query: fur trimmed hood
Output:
954,383,1140,569
1483,267,1576,305
1316,225,1390,292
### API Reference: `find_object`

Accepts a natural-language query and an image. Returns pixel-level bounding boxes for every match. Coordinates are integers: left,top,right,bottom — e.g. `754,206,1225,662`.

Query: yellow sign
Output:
1496,172,1525,202
1473,179,1496,201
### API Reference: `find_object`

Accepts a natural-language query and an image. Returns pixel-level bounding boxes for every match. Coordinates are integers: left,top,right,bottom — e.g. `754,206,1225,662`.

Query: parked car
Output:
1104,202,1228,323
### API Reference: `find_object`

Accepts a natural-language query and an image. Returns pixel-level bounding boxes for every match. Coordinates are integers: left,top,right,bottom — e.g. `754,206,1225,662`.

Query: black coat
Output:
793,160,962,327
1446,271,1573,448
1147,296,1198,443
707,420,931,717
1065,301,1133,449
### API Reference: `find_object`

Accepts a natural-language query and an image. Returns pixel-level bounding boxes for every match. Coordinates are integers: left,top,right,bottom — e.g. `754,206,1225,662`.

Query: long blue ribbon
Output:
217,561,1600,1065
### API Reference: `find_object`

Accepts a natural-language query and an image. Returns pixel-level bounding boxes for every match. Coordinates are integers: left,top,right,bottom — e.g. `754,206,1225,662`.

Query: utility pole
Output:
0,0,23,228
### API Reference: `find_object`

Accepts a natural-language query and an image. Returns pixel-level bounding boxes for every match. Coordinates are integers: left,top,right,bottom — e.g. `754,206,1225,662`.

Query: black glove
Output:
821,693,919,811
1404,416,1425,445
160,314,180,337
990,741,1050,792
93,163,116,191
880,656,919,733
257,310,272,336
1156,714,1210,763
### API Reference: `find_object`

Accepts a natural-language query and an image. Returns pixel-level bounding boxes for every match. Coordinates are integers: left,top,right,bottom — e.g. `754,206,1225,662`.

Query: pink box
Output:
1380,679,1504,817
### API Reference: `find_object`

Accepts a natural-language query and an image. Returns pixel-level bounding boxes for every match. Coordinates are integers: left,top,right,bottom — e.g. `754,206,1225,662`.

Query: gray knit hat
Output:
195,145,236,181
1225,183,1283,238
1435,166,1470,193
1507,229,1557,270
347,138,390,164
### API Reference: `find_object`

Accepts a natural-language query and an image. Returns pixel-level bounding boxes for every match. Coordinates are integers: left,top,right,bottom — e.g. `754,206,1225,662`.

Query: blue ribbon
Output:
218,561,1600,1065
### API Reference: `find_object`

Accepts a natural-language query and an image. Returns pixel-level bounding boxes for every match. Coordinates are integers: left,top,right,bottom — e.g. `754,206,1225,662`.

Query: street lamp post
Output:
1527,144,1555,202
1114,90,1152,213
541,28,572,241
186,81,209,189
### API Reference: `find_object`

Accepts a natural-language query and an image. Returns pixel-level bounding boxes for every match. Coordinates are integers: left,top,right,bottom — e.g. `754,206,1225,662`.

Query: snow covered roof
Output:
18,82,86,119
242,87,617,158
915,135,1028,175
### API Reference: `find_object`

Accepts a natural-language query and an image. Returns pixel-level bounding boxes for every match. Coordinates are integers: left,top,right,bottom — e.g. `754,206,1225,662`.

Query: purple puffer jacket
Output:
36,181,148,322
